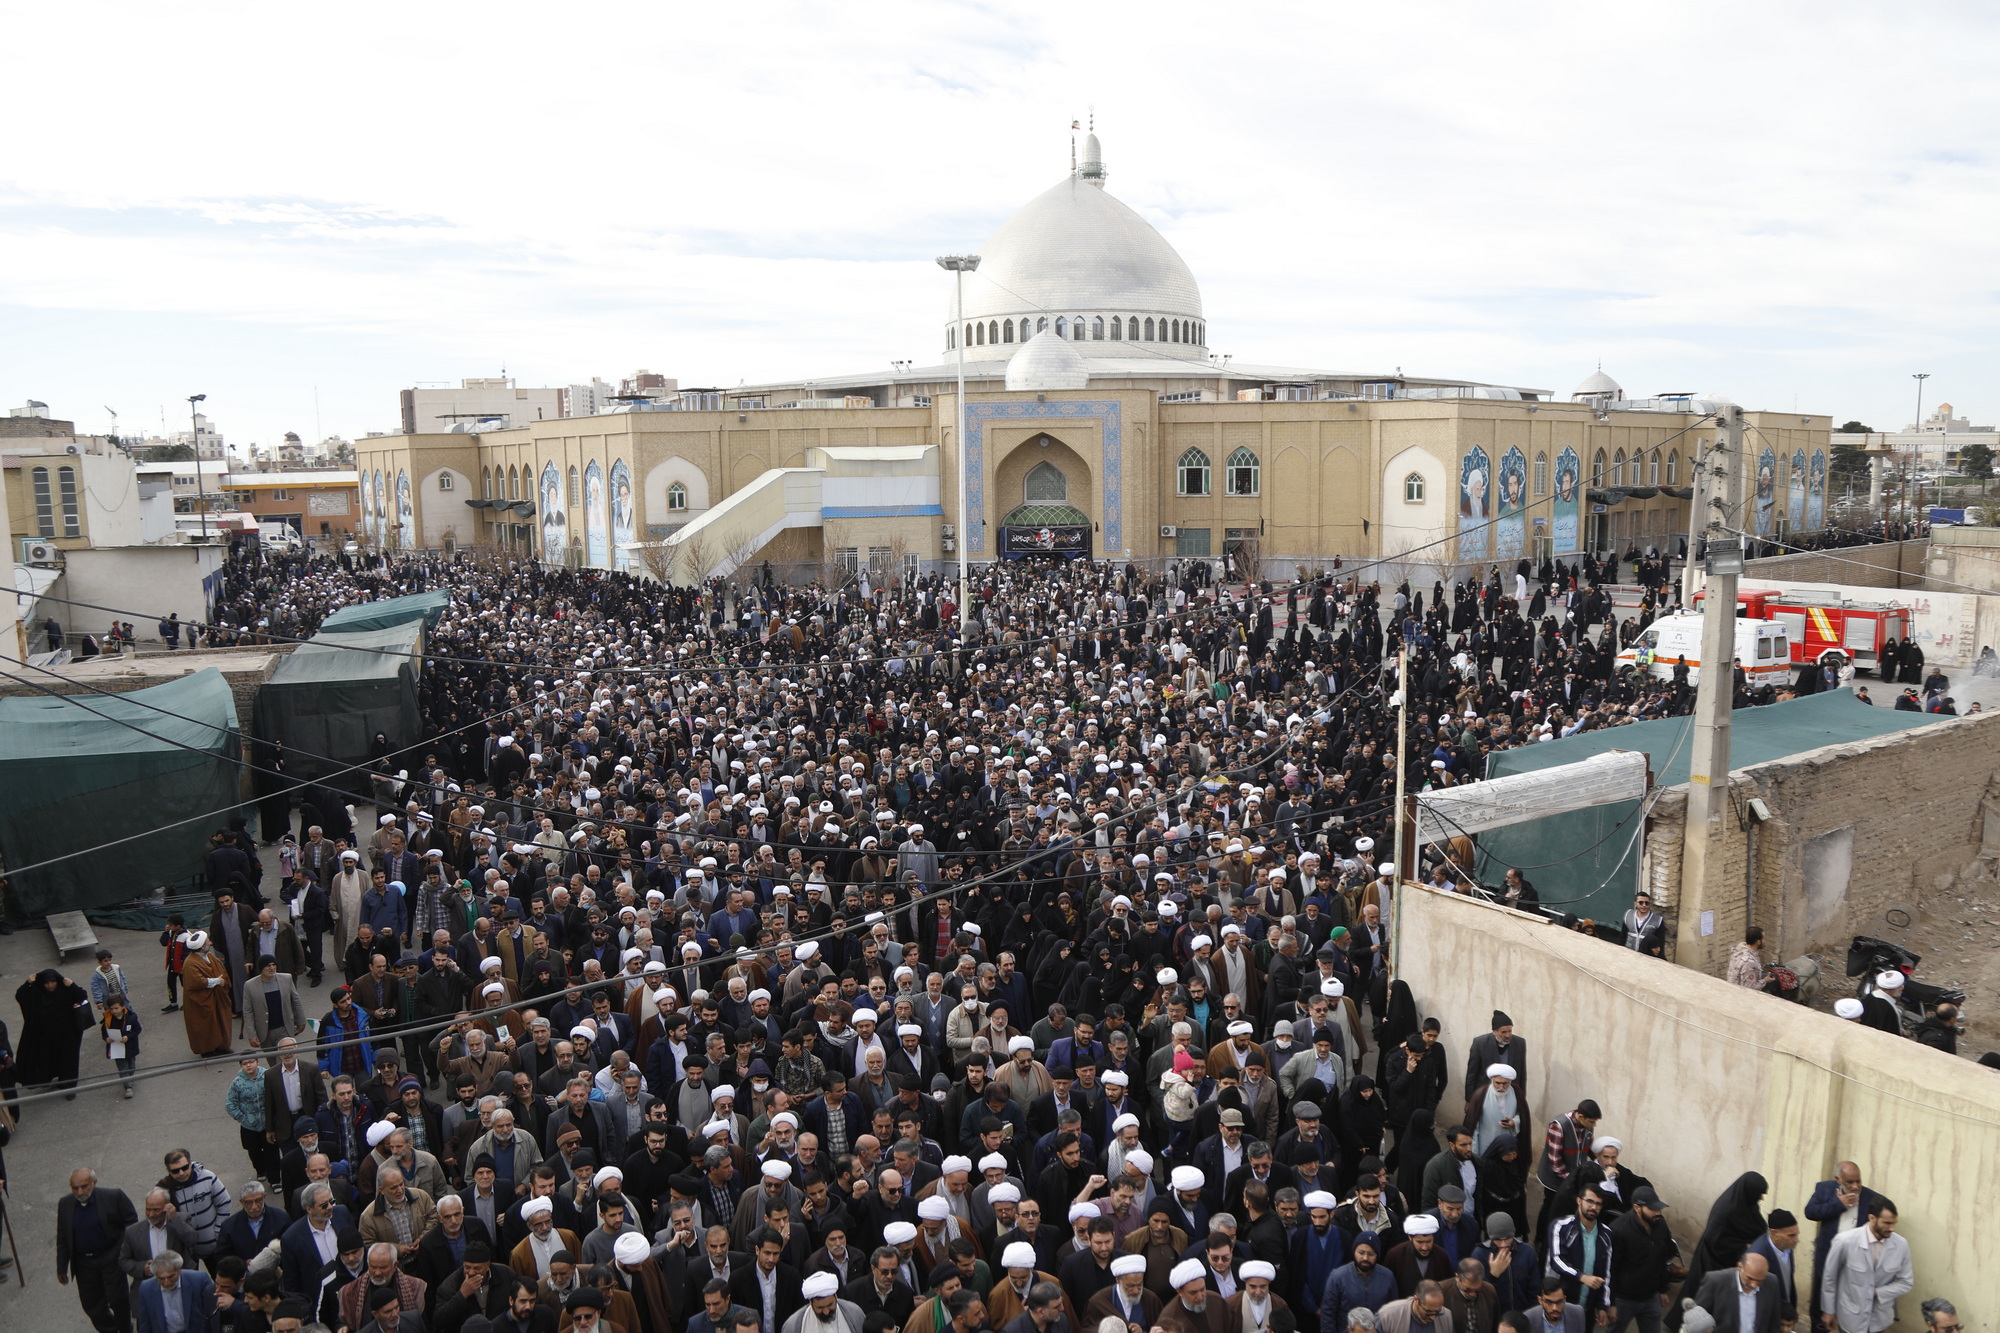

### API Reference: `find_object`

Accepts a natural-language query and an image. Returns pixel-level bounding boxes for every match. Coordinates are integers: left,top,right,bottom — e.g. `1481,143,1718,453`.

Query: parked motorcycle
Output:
1846,935,1967,1020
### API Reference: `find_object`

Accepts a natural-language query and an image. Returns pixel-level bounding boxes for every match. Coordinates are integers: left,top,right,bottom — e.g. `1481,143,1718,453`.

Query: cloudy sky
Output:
4,1,1997,449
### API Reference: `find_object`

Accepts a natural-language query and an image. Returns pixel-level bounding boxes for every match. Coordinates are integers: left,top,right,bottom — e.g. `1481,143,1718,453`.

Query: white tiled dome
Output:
946,136,1206,362
1004,329,1091,391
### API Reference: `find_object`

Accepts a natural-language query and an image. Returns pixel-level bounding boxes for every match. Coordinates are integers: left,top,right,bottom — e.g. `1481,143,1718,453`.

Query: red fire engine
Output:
1691,589,1911,675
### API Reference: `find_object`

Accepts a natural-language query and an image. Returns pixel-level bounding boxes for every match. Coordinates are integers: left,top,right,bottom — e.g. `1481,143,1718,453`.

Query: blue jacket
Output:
1320,1260,1397,1333
1473,1239,1540,1313
360,885,406,940
279,1208,354,1299
135,1268,217,1333
1290,1221,1347,1316
317,1007,374,1077
219,1204,291,1262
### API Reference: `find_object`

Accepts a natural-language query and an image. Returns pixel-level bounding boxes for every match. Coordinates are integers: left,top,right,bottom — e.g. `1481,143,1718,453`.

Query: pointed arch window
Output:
1612,449,1627,485
568,466,580,506
1110,316,1122,340
1666,451,1679,485
1225,447,1260,496
1003,319,1015,343
667,482,688,512
1404,473,1427,502
1592,449,1608,484
1177,448,1211,496
1072,316,1085,340
1054,316,1067,338
1023,460,1068,503
1533,452,1548,496
482,467,493,499
1144,318,1156,341
1037,315,1048,334
1648,451,1660,485
1092,316,1105,340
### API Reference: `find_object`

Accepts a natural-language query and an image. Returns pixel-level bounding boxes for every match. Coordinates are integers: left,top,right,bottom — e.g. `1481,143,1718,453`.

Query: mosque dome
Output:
946,134,1207,362
1572,366,1623,399
1005,329,1091,391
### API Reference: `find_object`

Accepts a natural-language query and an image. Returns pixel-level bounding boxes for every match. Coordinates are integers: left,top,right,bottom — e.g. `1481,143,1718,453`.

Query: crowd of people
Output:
3,548,1958,1333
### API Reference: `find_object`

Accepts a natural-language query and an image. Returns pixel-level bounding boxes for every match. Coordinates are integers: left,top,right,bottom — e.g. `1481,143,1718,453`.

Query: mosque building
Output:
356,132,1831,583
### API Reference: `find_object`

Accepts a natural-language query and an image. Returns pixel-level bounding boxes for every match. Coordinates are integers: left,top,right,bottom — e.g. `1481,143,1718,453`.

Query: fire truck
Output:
1691,589,1911,675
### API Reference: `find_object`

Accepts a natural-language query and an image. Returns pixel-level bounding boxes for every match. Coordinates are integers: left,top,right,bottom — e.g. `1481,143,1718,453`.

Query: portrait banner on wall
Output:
359,470,374,542
1496,446,1528,561
539,463,564,560
610,460,635,570
396,471,415,551
1788,448,1807,530
1808,450,1827,529
373,469,386,542
1457,446,1491,564
1553,447,1581,554
999,524,1090,558
1755,447,1777,536
584,460,608,569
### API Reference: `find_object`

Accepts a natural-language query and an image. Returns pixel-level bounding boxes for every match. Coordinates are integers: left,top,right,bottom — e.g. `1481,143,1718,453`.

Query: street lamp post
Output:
1909,373,1930,531
936,255,980,638
189,393,209,542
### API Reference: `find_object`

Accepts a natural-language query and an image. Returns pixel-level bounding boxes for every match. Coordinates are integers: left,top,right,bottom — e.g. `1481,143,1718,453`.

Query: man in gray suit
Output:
1523,1277,1587,1333
243,957,309,1048
1817,1200,1913,1333
1694,1255,1782,1333
119,1188,198,1296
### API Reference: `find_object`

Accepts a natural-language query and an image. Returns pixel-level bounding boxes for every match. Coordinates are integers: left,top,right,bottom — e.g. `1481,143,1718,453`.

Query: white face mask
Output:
752,1081,769,1094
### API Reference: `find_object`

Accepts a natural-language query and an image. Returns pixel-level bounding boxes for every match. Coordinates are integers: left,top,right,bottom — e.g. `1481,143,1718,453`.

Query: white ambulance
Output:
1616,611,1792,687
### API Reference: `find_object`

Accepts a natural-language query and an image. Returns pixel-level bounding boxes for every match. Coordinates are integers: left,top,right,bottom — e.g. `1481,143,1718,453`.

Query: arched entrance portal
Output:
995,434,1092,558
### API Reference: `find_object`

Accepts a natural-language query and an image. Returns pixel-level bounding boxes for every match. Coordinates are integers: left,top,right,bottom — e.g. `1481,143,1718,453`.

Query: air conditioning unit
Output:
20,539,64,566
65,443,81,455
1159,525,1178,538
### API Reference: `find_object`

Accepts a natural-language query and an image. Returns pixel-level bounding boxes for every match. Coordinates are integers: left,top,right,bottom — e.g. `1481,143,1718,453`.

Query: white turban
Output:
521,1197,554,1219
1002,1242,1039,1270
918,1196,950,1220
1111,1254,1147,1277
1303,1190,1339,1210
1125,1149,1153,1174
761,1160,793,1180
1834,998,1865,1019
987,1183,1021,1203
1486,1063,1514,1080
1171,1165,1204,1193
1008,1036,1035,1054
883,1221,917,1245
1404,1214,1440,1235
802,1272,839,1299
1170,1259,1208,1290
979,1153,1009,1172
1241,1260,1277,1282
940,1156,972,1176
1111,1113,1140,1133
1068,1202,1099,1222
366,1121,395,1147
614,1232,651,1265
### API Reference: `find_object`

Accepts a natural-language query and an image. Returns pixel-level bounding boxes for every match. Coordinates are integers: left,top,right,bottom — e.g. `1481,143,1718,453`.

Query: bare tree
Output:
675,531,712,587
886,534,912,590
635,540,675,584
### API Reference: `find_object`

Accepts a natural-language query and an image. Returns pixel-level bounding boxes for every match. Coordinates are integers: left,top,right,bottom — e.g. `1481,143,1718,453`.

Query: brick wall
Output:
1656,709,2000,971
1741,538,1928,588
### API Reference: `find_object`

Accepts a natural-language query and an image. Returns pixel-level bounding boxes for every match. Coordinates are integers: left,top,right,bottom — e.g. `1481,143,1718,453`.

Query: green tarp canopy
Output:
0,669,241,918
1475,690,1947,923
317,589,449,634
253,621,423,782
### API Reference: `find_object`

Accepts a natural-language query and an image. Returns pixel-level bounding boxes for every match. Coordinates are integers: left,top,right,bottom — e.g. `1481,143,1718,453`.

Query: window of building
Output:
31,466,53,537
988,321,998,345
667,482,688,512
835,547,859,573
1055,316,1067,338
1003,319,1014,343
437,473,453,491
270,488,290,500
1404,472,1426,503
1533,451,1549,496
1592,449,1607,484
974,322,985,346
947,327,955,349
508,466,519,500
1037,316,1048,334
1177,448,1211,496
1175,527,1212,557
1072,316,1085,340
1648,451,1660,485
1144,318,1156,341
1088,316,1101,340
58,465,80,537
568,466,579,505
1023,460,1067,503
482,467,492,499
1666,451,1679,485
1613,450,1627,485
1225,447,1260,496
1110,316,1122,340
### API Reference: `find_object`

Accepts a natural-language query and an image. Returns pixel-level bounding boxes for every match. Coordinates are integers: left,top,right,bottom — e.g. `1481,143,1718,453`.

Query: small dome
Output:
1573,367,1622,398
1006,330,1090,391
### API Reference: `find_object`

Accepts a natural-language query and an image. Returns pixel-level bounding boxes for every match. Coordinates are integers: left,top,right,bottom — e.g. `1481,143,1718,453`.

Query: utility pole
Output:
1679,419,1715,608
936,255,980,640
1677,404,1745,970
190,393,210,542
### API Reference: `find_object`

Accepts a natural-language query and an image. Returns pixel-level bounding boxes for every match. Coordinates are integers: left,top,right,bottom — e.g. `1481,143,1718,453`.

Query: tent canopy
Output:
317,588,449,635
0,669,241,918
1476,691,1947,923
254,621,422,782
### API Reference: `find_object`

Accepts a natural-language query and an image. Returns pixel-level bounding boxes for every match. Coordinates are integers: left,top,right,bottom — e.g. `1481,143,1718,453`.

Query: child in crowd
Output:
89,947,132,1015
101,996,142,1098
159,913,189,1013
